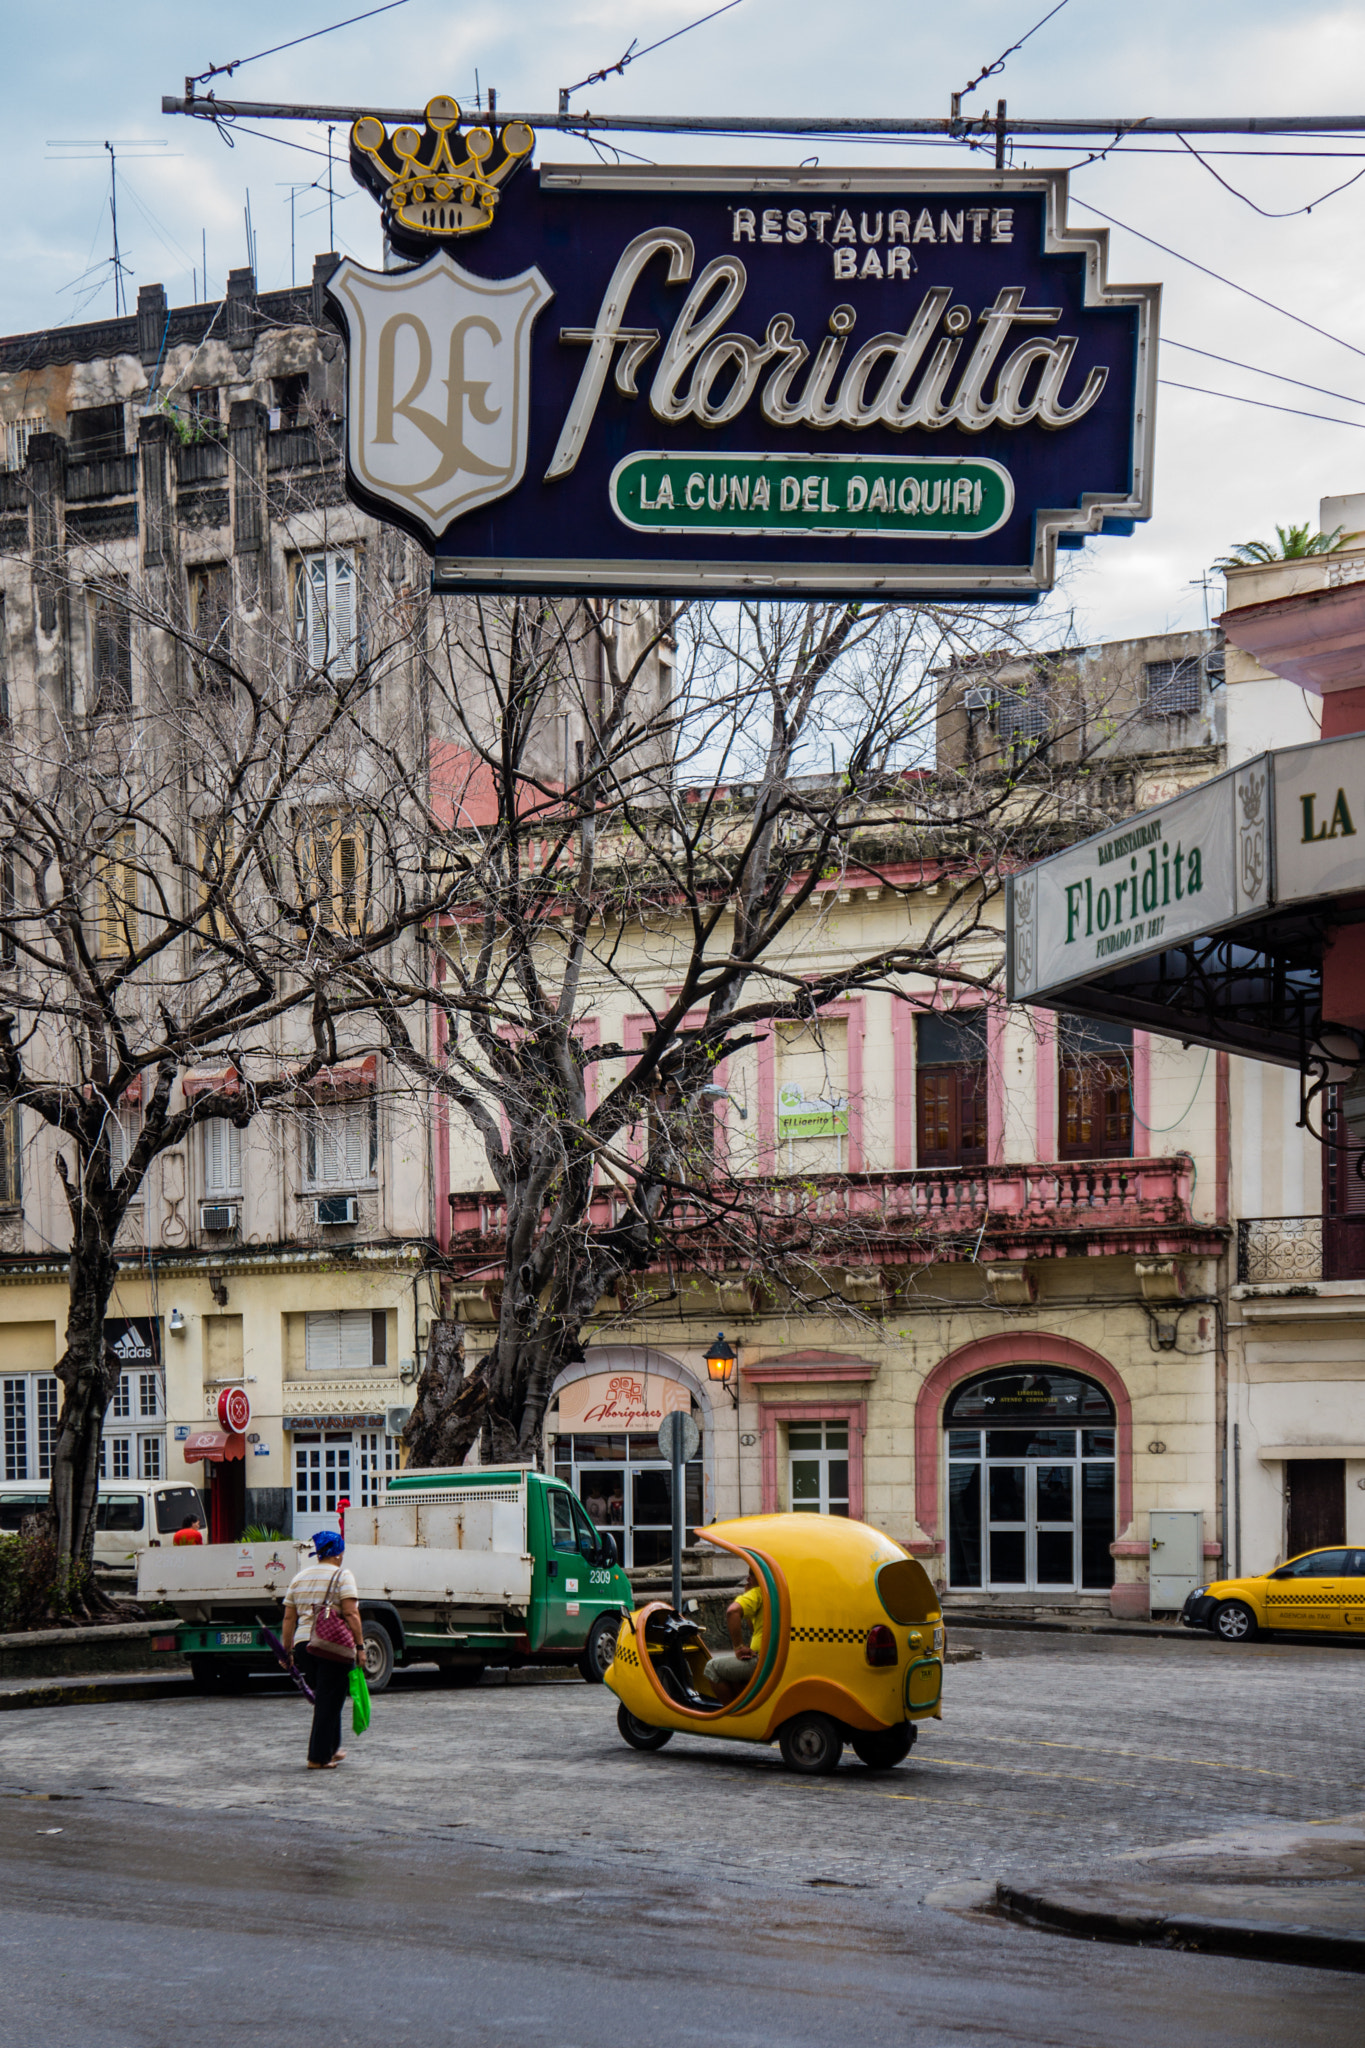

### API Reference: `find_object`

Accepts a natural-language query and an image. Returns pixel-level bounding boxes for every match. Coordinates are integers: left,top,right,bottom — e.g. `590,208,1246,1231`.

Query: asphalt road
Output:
1,1625,1362,2046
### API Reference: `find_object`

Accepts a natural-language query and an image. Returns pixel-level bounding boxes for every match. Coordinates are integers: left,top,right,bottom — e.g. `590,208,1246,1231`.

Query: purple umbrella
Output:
259,1620,314,1700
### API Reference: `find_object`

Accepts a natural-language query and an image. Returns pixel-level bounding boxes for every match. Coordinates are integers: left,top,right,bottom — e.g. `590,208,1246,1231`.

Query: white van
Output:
0,1479,207,1573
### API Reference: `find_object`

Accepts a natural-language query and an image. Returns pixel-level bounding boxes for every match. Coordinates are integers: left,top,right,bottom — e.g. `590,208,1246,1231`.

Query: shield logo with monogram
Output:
327,252,553,546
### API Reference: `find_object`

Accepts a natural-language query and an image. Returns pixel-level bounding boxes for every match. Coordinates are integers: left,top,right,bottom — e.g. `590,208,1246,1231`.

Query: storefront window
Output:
946,1369,1116,1592
551,1430,702,1568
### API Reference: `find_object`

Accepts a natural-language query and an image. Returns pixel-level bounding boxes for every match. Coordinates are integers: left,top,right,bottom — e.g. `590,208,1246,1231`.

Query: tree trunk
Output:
49,1228,120,1617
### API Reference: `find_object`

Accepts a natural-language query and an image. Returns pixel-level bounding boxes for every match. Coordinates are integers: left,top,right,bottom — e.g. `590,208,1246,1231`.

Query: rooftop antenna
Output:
1189,569,1216,629
202,227,207,300
105,140,126,315
327,125,335,249
278,183,309,286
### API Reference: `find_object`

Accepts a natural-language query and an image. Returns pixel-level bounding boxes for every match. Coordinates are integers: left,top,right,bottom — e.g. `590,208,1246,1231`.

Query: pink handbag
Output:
308,1568,357,1666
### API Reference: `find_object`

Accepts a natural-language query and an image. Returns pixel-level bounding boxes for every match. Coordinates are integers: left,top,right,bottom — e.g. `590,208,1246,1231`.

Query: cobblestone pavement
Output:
3,1626,1363,1899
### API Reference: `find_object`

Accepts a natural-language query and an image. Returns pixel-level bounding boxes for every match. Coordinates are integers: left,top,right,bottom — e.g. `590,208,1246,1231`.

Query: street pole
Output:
671,1423,683,1617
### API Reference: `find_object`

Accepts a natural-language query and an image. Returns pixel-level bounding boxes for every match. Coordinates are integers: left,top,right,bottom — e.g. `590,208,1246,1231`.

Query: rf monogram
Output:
373,312,505,484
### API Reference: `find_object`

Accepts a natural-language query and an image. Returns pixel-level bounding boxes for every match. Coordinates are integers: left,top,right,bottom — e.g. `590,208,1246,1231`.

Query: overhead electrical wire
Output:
957,0,1073,101
1070,195,1365,364
1158,378,1365,431
563,0,749,102
1161,339,1365,409
189,1,412,87
1174,131,1365,218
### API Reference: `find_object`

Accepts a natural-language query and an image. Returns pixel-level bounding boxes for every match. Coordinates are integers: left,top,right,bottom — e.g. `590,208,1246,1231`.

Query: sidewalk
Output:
994,1813,1365,1973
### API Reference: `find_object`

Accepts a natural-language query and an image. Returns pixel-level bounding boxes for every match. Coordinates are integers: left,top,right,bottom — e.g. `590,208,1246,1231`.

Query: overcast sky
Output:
8,1,1365,645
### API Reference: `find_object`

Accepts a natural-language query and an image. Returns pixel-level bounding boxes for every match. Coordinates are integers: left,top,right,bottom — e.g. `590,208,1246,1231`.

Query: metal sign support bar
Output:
161,94,1365,139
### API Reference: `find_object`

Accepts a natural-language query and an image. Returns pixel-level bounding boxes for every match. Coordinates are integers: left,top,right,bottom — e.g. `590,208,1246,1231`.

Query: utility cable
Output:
1175,131,1365,218
563,0,748,102
1162,339,1365,410
958,0,1073,101
1158,378,1365,431
1070,195,1365,364
190,1,411,88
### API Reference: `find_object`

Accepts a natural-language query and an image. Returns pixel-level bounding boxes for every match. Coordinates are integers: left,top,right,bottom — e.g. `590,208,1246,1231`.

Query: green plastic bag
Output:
349,1664,371,1735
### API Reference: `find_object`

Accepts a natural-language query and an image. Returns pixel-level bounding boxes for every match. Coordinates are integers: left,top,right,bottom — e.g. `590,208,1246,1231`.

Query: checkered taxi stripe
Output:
615,1641,640,1668
1265,1594,1337,1606
791,1626,868,1645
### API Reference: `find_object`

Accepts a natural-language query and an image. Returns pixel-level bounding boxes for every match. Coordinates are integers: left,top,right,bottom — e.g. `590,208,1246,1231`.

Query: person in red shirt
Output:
173,1517,204,1545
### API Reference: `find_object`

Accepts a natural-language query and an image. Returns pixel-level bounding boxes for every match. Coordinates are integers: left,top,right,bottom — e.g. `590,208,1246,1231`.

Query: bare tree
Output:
0,523,434,1607
342,591,1128,1468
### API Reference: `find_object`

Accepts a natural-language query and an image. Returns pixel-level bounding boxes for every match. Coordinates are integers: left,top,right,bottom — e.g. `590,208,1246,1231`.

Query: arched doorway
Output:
547,1349,711,1569
945,1367,1116,1592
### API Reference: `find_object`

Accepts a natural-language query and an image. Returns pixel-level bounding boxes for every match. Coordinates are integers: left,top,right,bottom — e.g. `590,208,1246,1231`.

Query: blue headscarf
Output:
313,1530,345,1559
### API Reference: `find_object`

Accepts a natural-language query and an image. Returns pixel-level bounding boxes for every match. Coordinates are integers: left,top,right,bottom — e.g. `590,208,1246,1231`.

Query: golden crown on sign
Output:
350,95,534,244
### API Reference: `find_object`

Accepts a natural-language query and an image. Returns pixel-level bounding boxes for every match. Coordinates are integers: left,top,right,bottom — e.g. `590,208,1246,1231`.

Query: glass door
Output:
553,1431,702,1567
950,1426,1115,1591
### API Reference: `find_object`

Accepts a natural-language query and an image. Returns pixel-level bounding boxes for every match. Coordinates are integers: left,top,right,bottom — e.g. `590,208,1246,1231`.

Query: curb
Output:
0,1675,198,1713
947,1614,1194,1643
996,1881,1365,1974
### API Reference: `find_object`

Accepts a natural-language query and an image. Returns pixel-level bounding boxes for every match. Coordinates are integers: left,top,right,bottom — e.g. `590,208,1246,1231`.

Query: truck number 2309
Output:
589,1569,612,1586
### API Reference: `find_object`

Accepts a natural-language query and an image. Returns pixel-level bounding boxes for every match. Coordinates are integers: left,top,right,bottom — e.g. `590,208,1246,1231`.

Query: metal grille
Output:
995,687,1050,749
1145,657,1203,715
389,1485,523,1505
1237,1215,1323,1283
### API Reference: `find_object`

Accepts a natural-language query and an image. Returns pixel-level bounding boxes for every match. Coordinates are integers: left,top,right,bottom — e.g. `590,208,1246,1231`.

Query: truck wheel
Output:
778,1712,844,1776
1213,1600,1258,1643
617,1703,673,1752
189,1655,218,1693
851,1724,915,1771
580,1613,621,1684
360,1620,395,1692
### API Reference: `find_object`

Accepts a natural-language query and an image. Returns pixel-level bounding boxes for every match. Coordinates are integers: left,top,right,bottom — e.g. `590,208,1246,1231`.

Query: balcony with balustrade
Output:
448,1154,1224,1278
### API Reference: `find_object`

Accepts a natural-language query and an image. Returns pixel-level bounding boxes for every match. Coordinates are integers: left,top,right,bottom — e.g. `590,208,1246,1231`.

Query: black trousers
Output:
296,1644,352,1765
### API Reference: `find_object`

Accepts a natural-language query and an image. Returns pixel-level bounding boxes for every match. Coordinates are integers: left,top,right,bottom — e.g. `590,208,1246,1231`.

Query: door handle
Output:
547,1560,558,1579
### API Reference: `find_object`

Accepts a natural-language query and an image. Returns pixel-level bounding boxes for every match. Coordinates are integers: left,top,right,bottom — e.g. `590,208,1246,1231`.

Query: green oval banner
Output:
610,451,1013,540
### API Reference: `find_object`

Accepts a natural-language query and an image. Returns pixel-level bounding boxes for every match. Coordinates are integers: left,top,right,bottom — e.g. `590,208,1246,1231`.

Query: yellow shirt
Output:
736,1584,764,1658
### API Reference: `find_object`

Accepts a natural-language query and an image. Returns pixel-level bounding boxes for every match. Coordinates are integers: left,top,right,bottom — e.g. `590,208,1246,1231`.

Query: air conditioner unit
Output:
386,1404,413,1436
315,1194,359,1226
200,1203,238,1232
962,684,994,710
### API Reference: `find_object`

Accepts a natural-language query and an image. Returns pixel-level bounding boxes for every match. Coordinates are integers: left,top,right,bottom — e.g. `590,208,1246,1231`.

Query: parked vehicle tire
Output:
617,1703,673,1752
1212,1600,1258,1644
850,1724,915,1771
580,1613,621,1684
360,1619,395,1691
778,1711,844,1776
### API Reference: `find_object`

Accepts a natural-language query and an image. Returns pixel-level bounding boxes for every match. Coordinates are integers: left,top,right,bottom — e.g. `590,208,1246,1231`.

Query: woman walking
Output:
279,1531,363,1770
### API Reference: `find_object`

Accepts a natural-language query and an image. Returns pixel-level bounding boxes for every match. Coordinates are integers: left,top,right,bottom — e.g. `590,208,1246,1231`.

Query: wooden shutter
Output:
202,1118,241,1195
1059,1054,1133,1161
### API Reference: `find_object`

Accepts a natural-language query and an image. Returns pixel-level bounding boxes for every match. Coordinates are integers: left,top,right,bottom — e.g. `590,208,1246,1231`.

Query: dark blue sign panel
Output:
329,156,1157,600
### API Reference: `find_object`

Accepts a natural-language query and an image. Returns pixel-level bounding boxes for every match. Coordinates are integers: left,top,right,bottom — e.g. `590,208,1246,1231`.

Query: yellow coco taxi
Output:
605,1512,944,1775
1181,1545,1365,1642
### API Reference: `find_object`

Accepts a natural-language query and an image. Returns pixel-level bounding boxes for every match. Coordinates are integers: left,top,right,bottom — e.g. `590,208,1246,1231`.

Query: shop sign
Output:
217,1386,252,1435
1010,729,1365,1006
557,1372,690,1433
777,1082,849,1140
104,1317,161,1367
331,97,1158,598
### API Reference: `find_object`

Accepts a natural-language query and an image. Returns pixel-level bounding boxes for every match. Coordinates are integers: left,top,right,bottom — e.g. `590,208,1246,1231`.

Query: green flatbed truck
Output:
137,1466,633,1692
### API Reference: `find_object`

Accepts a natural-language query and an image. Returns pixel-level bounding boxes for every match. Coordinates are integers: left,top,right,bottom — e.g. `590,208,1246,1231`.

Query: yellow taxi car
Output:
1180,1545,1365,1642
604,1511,944,1775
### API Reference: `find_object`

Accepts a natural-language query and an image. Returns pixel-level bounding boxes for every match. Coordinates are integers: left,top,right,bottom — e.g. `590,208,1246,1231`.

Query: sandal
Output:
332,1749,347,1763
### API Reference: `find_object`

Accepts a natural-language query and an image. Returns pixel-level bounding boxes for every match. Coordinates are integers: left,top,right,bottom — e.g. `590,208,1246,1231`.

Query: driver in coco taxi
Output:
703,1566,765,1705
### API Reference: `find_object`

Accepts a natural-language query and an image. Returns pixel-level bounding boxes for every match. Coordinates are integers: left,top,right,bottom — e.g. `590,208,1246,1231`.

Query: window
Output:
188,564,233,690
106,1438,132,1481
106,1103,142,1182
299,811,372,934
154,1486,205,1534
304,1100,377,1188
0,1102,20,1205
274,374,310,427
90,583,133,712
356,1429,400,1506
36,1376,57,1479
946,1370,1116,1592
196,820,236,942
1323,1072,1365,1279
95,826,139,957
4,415,45,472
294,1432,352,1517
789,1421,850,1515
67,404,124,461
3,1377,27,1480
916,1011,987,1168
1145,657,1203,717
994,681,1050,756
0,595,9,725
201,1118,242,1197
1,850,18,964
1058,1016,1133,1161
138,1373,160,1420
185,386,220,437
776,1018,849,1170
304,1309,387,1371
139,1434,163,1480
294,549,360,680
98,1493,144,1531
111,1374,132,1420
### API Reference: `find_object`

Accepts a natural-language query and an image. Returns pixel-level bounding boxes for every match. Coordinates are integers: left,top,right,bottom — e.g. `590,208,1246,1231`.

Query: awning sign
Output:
1009,730,1365,1008
332,99,1158,599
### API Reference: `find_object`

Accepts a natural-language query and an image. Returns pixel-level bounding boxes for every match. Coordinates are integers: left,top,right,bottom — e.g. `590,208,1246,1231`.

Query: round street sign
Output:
218,1386,252,1435
657,1410,700,1464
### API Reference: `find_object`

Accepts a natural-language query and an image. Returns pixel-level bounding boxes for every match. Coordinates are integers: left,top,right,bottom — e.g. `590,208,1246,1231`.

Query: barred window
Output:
90,582,133,712
188,563,233,690
0,1102,20,1205
1145,657,1203,716
4,415,45,473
